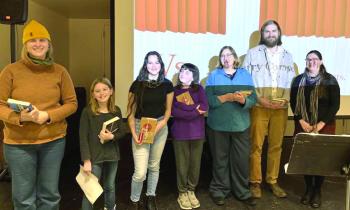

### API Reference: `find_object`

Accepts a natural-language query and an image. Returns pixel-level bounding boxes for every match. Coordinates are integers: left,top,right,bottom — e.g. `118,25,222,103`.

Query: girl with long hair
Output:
127,51,174,210
79,77,126,210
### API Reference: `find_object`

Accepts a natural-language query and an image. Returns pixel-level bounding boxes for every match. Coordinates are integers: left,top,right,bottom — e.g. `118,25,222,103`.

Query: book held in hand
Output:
271,98,287,103
100,116,120,144
176,91,194,105
76,165,103,204
136,117,157,145
7,98,33,112
239,90,253,97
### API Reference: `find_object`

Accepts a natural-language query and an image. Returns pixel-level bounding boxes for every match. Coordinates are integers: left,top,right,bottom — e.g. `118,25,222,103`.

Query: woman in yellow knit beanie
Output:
21,20,53,64
0,20,77,210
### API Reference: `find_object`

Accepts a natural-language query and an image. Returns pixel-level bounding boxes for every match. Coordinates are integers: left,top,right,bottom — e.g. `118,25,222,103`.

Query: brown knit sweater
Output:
0,58,77,144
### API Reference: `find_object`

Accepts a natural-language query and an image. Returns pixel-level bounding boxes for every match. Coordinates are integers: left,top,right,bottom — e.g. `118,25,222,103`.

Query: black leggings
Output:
304,175,324,190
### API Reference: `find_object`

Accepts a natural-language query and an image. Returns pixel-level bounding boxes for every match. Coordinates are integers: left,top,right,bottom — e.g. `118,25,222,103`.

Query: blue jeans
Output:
81,161,118,210
130,119,168,202
4,138,65,210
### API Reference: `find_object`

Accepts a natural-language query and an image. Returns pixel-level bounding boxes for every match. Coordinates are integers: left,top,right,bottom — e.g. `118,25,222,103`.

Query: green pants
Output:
172,139,204,193
208,127,251,200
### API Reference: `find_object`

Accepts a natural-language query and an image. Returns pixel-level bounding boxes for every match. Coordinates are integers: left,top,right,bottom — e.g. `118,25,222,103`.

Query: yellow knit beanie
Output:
22,20,51,44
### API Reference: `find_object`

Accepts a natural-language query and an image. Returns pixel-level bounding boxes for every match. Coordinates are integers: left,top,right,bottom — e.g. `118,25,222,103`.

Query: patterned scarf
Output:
294,72,322,125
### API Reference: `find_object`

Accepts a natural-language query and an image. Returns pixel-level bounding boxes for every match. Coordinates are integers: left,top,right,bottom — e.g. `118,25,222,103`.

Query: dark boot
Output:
310,188,321,208
301,175,313,205
145,195,158,210
311,176,324,208
129,201,140,210
300,188,312,205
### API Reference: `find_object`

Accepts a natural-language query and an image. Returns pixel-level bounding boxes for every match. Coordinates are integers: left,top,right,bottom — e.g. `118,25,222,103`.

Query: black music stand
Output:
286,133,350,210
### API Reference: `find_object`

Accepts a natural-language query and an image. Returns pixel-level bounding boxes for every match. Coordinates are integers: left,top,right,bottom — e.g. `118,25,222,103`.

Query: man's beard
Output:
263,36,279,47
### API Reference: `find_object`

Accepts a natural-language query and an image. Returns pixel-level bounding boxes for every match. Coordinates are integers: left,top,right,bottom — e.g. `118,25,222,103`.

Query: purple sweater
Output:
171,85,208,140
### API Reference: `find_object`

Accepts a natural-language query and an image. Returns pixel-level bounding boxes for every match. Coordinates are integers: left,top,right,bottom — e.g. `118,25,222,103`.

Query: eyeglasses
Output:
305,58,320,62
220,53,233,59
180,68,192,75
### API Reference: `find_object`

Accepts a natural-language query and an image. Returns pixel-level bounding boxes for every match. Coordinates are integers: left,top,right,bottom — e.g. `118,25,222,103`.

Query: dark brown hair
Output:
259,20,282,46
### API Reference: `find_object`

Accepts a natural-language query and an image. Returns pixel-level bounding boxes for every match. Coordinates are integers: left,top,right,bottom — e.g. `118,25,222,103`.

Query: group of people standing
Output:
0,18,340,210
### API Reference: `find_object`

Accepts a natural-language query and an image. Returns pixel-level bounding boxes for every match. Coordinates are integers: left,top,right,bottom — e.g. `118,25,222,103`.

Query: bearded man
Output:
242,20,296,199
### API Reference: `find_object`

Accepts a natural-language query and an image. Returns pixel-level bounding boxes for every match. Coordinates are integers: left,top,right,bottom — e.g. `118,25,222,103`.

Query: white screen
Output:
130,0,350,115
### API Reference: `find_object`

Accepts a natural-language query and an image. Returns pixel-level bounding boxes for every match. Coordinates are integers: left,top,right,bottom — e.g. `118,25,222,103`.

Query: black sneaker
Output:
300,190,312,205
145,195,158,210
210,195,225,206
128,201,140,210
310,190,321,208
241,197,257,206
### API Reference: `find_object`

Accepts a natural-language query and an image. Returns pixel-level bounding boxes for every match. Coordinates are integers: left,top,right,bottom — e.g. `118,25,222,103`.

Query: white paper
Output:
284,163,289,173
76,165,103,204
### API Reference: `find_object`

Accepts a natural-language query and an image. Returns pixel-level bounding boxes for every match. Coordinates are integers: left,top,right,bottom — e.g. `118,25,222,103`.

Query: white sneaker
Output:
177,192,192,209
187,191,200,208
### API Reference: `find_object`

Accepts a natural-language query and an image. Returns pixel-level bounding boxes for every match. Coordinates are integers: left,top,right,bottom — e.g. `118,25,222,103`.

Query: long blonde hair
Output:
89,78,116,115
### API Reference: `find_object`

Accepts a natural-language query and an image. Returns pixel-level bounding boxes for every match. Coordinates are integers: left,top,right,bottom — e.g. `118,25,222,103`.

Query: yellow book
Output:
176,91,194,105
137,117,157,144
271,98,287,103
239,90,253,97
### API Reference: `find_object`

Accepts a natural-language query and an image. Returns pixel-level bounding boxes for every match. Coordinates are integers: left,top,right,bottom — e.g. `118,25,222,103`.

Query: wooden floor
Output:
0,136,346,210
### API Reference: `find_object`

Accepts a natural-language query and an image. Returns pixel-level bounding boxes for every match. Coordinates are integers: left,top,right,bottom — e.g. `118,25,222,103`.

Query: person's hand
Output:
83,160,92,173
299,119,313,133
258,97,272,108
232,92,246,104
196,105,206,115
311,121,325,133
183,97,191,105
20,107,39,122
155,120,166,133
35,110,49,124
129,126,139,144
217,93,234,103
98,129,114,142
22,106,50,124
131,132,139,143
